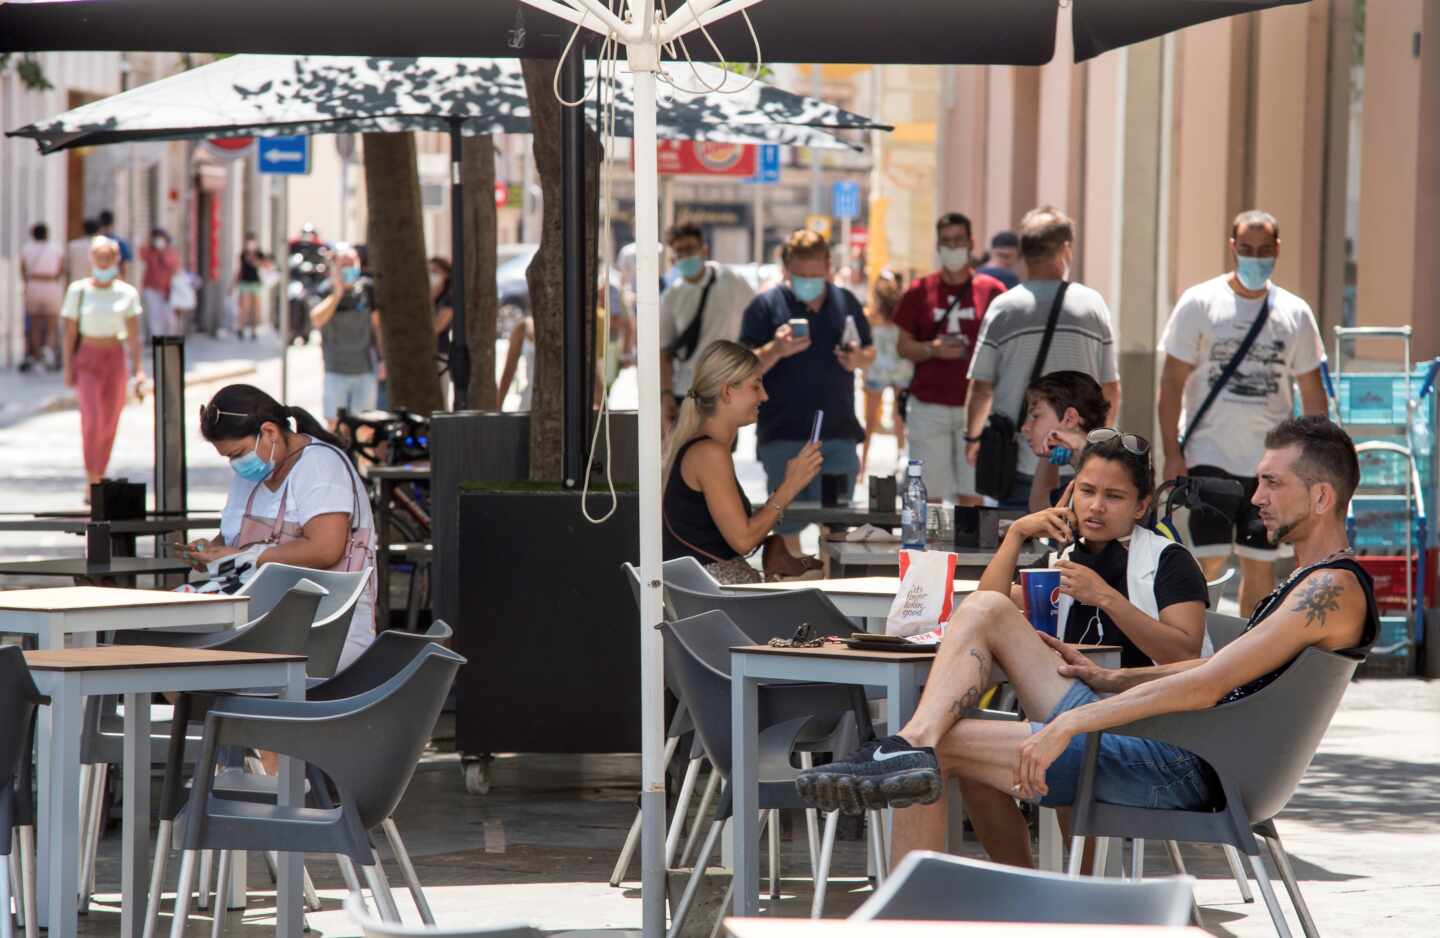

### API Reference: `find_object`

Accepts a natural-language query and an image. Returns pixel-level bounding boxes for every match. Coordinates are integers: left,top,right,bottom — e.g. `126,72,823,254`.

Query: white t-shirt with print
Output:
1160,275,1324,477
219,439,374,546
658,262,754,395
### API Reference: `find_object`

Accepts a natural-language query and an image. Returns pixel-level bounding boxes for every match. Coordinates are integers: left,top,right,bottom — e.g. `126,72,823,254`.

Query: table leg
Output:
33,622,65,929
121,692,152,938
41,677,82,938
274,662,306,938
729,657,759,916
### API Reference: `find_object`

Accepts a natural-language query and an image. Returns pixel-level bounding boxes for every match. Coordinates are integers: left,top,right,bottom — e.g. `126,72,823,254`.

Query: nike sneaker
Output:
794,735,942,814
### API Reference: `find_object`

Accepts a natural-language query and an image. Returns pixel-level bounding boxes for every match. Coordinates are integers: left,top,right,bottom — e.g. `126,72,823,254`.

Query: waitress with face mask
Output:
61,236,145,501
185,383,378,668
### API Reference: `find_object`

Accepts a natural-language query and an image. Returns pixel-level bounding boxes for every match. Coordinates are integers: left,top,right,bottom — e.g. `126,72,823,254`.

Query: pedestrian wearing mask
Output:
309,245,380,425
739,229,875,550
894,212,1008,506
139,227,182,337
659,221,754,427
1157,209,1328,615
61,237,145,498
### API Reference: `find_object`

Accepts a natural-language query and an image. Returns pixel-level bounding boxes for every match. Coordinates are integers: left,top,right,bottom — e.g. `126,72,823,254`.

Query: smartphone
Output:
168,541,193,554
809,409,825,444
788,317,810,340
850,633,908,644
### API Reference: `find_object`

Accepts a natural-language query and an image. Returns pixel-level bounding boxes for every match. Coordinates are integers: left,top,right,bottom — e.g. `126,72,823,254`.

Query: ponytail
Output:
661,340,761,480
284,404,344,449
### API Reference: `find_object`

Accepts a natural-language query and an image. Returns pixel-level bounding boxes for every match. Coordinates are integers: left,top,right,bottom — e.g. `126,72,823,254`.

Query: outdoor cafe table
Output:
23,645,308,938
725,577,981,622
726,918,1209,937
0,514,221,557
0,556,194,586
821,541,1048,579
364,462,431,629
729,643,1124,917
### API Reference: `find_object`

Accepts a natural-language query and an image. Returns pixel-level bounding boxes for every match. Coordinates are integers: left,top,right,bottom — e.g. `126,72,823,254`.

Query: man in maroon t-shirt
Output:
893,212,1008,506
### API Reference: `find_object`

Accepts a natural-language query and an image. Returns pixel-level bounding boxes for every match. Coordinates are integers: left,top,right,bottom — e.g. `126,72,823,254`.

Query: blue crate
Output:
1349,496,1422,550
1355,440,1433,492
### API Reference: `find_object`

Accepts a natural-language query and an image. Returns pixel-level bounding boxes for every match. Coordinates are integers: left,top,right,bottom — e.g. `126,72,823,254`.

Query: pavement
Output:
65,677,1438,937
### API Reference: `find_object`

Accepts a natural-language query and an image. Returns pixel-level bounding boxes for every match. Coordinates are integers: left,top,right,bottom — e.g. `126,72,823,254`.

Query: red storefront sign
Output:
653,141,757,176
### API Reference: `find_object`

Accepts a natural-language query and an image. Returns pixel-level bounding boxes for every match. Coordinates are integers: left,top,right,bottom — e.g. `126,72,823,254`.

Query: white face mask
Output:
938,246,970,271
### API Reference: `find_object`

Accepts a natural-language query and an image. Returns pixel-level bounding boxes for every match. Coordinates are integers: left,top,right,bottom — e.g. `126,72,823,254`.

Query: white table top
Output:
727,576,980,598
823,540,1049,567
0,585,246,612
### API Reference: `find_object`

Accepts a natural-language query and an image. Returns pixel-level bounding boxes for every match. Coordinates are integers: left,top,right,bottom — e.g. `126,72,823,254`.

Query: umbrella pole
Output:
629,37,668,938
448,116,470,410
561,49,587,486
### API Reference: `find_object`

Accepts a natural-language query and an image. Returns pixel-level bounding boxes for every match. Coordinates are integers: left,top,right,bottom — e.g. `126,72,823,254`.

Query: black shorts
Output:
1185,465,1283,560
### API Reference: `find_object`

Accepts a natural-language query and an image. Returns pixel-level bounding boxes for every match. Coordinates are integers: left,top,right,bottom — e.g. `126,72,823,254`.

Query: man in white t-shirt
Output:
659,221,755,425
1158,209,1328,615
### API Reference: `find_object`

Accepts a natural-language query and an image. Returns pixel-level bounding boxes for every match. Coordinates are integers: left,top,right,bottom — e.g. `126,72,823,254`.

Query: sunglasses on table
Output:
1086,428,1151,456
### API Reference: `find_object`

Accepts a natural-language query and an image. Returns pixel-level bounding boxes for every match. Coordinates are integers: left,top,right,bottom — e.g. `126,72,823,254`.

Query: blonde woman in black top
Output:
662,340,822,583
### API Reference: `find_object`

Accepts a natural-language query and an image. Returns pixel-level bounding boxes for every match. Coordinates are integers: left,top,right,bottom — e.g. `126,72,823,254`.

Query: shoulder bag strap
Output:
1016,281,1069,425
668,267,718,363
1180,293,1271,453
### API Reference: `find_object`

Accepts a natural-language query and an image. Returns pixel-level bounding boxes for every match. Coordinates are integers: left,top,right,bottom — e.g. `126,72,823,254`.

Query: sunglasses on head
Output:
199,403,249,433
1087,428,1151,456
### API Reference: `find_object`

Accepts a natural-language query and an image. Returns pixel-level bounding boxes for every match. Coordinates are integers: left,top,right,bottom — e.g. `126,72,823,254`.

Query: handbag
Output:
169,269,197,310
1179,293,1271,453
974,281,1069,500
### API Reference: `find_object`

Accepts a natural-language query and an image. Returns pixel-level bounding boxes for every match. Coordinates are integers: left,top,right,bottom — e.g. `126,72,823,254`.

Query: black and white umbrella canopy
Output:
7,54,886,154
0,0,1307,64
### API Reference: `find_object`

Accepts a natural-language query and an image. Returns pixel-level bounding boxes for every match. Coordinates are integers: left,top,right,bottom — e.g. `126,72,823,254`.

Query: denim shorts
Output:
1030,681,1221,810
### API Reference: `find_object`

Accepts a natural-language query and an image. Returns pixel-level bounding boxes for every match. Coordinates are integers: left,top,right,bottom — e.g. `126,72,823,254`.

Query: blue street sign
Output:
832,181,861,220
258,135,310,175
744,144,781,185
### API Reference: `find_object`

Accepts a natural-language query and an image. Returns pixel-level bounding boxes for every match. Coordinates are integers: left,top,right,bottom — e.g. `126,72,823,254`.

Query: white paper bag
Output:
886,549,959,637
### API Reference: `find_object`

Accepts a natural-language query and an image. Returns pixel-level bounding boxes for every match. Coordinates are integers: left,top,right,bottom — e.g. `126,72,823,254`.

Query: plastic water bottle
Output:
901,460,928,550
1411,407,1434,458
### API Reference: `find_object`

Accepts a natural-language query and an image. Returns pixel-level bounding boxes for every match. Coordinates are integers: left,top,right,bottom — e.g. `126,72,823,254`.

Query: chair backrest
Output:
664,556,723,595
1206,566,1237,608
309,627,448,702
657,612,750,777
0,646,44,793
225,580,328,656
665,584,853,643
850,851,1195,926
241,562,367,625
344,895,538,938
423,619,454,643
1205,609,1249,651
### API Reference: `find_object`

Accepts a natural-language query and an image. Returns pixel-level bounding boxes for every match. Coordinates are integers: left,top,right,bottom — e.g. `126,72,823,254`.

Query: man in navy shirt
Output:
740,229,875,544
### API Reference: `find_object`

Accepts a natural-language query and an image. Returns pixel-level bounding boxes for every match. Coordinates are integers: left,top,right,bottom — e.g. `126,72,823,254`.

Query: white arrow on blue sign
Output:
831,181,861,220
258,135,311,175
744,144,781,185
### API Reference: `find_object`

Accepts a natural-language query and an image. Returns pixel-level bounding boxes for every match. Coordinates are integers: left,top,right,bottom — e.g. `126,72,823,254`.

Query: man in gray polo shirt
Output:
964,206,1121,506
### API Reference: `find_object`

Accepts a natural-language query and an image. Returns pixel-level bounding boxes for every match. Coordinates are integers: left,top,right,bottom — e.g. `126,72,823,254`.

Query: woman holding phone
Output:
182,384,377,668
957,430,1209,868
662,341,824,583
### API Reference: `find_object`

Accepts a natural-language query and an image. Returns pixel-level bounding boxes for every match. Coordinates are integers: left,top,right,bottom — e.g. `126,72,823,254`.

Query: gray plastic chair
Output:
0,647,44,938
660,611,878,935
851,850,1194,925
1205,609,1250,651
238,563,370,678
1068,647,1362,938
665,584,856,643
165,643,465,937
662,556,725,598
343,894,538,938
1206,566,1237,609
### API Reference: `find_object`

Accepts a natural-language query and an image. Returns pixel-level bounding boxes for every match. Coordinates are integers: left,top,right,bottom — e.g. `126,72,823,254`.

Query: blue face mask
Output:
791,276,825,303
341,266,361,286
230,434,276,483
675,256,704,280
1235,256,1275,291
92,266,118,284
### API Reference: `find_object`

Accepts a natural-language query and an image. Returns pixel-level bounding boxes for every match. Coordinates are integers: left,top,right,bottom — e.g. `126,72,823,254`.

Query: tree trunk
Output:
463,135,499,410
362,131,444,415
521,58,601,482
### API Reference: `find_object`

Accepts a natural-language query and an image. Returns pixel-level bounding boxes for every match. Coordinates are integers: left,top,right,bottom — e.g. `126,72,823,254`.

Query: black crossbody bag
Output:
667,268,718,363
1180,294,1271,453
974,281,1068,500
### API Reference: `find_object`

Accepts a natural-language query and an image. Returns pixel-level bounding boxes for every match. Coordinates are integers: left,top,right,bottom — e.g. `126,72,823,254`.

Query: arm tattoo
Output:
1291,574,1343,627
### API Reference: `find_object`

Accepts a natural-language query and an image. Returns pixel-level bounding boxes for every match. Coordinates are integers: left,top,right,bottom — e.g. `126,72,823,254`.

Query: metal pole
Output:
276,175,290,401
809,64,823,214
752,183,764,266
628,33,667,938
449,117,471,410
561,49,587,487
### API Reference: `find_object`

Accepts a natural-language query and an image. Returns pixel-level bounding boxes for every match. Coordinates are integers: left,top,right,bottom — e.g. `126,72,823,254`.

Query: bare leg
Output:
892,388,906,450
1198,555,1229,582
861,387,882,474
899,591,1074,749
957,779,1032,867
1238,556,1276,618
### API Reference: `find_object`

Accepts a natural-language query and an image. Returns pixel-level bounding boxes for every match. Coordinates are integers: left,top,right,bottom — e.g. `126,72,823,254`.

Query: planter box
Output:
455,487,642,753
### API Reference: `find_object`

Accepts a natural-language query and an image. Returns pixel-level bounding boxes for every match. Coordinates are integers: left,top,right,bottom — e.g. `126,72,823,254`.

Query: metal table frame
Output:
26,652,307,938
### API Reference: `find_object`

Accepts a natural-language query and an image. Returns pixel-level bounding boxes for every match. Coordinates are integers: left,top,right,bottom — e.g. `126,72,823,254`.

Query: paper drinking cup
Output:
1019,567,1062,637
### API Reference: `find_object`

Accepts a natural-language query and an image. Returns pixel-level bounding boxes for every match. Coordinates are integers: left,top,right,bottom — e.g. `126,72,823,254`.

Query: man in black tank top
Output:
797,417,1378,868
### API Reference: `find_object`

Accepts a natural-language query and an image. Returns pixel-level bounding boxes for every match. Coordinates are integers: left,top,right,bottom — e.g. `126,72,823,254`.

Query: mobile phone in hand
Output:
809,409,825,445
788,317,810,340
